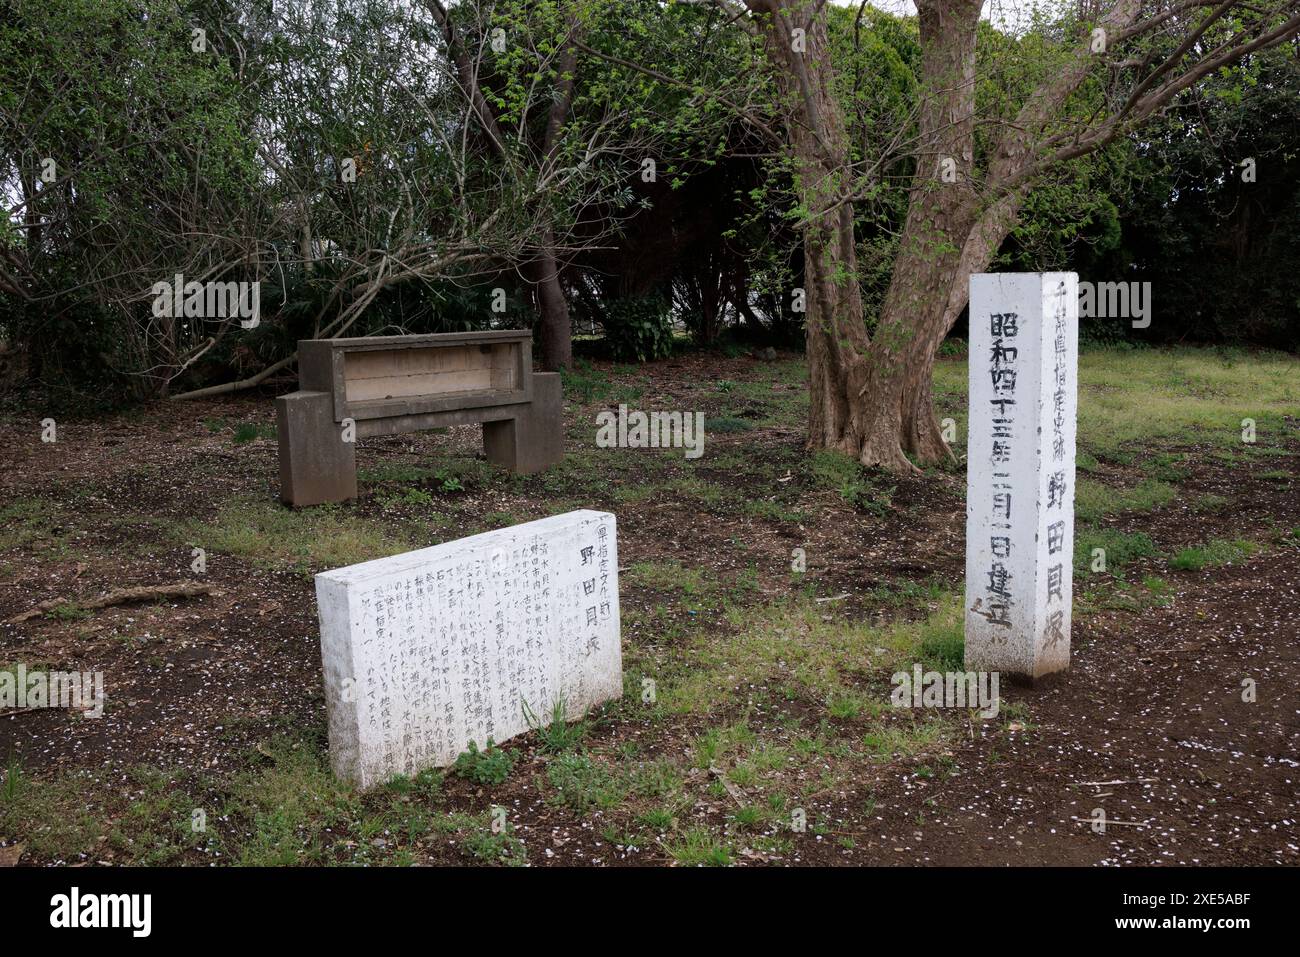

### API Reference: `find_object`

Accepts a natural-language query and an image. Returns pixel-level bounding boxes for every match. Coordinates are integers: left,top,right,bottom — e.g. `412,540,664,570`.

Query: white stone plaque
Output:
316,509,621,787
965,273,1078,682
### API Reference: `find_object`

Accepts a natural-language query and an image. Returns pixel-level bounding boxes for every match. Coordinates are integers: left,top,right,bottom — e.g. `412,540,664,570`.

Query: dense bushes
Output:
595,296,676,362
1103,46,1300,349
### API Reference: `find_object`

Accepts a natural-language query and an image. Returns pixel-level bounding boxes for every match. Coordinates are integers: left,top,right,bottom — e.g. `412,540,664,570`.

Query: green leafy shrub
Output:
378,487,434,508
600,296,674,362
523,698,586,754
451,740,515,786
544,754,626,814
433,470,464,493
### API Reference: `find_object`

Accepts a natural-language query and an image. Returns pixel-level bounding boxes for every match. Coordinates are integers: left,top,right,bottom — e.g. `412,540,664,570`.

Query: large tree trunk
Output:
529,234,573,371
750,1,914,471
533,19,578,372
754,0,985,472
429,0,579,373
867,0,984,468
890,1,1158,465
899,188,1026,458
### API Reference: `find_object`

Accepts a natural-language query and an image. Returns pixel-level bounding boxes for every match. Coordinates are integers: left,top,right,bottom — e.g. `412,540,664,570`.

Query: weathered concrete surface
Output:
315,509,621,788
964,272,1079,683
276,390,357,507
278,332,561,505
485,372,562,473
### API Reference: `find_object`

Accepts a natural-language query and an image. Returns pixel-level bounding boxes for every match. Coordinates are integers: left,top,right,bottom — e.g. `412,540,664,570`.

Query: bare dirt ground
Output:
0,348,1297,866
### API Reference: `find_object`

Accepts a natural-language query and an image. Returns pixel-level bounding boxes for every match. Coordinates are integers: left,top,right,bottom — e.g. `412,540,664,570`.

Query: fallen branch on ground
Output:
167,355,295,401
6,582,217,624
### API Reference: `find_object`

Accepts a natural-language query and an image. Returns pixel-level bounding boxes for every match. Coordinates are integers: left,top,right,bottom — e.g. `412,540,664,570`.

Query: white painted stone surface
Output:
964,273,1078,682
316,509,621,787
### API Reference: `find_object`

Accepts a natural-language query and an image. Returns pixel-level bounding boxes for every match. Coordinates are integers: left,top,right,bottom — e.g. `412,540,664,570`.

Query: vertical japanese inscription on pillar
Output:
986,307,1020,631
1042,277,1075,666
965,273,1078,681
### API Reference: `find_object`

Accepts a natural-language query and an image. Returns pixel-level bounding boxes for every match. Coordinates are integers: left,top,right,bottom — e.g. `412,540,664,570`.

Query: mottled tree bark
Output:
529,233,573,371
750,0,982,471
748,1,898,465
857,0,983,468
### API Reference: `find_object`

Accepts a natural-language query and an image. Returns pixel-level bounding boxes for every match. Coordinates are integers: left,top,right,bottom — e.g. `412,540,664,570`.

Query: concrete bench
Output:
276,330,562,506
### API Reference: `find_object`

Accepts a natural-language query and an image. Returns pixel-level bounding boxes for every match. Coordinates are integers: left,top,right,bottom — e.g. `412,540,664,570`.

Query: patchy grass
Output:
44,602,92,621
867,577,948,610
360,457,505,493
232,422,276,444
743,498,810,523
660,594,963,714
1074,529,1160,577
1075,478,1177,524
560,359,645,407
2,737,407,866
861,718,950,761
808,450,895,515
0,498,68,554
1140,452,1190,483
1073,347,1296,457
1191,493,1232,514
543,753,627,815
451,812,528,866
626,560,708,598
222,738,362,866
1080,575,1179,614
704,417,753,434
0,760,103,861
2,345,1296,869
674,476,736,507
182,499,414,575
358,463,438,485
451,741,517,786
917,621,964,671
828,691,880,720
1169,539,1259,572
522,699,587,754
934,345,1298,459
663,825,733,866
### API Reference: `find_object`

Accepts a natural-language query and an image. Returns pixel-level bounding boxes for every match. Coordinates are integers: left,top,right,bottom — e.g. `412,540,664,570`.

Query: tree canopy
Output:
2,0,1297,414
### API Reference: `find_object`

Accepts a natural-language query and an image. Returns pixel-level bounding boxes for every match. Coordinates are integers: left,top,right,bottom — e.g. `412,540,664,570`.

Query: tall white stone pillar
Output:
964,272,1079,683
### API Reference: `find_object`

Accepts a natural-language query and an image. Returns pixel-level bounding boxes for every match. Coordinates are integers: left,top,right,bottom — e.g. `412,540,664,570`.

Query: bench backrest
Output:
298,330,533,422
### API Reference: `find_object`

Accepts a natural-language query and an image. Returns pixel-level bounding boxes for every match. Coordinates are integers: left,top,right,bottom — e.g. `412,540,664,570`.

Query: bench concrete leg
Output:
276,391,357,506
483,372,563,473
